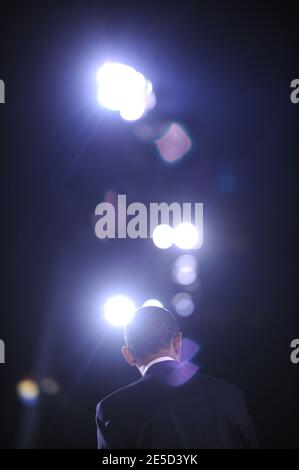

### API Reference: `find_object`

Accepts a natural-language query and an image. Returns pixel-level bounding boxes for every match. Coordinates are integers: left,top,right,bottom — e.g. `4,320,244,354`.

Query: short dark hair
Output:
124,306,180,360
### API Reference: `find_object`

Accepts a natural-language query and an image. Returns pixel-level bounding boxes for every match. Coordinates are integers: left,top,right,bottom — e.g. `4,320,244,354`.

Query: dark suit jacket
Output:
96,361,257,449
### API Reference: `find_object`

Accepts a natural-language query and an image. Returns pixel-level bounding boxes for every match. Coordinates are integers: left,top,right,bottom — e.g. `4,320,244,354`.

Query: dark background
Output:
0,0,298,449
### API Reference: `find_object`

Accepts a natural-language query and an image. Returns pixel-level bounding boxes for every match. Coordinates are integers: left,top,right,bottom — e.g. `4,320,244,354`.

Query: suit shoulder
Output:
96,377,145,419
197,373,246,400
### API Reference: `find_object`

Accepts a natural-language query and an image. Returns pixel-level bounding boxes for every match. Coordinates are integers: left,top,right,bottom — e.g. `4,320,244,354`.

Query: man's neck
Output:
137,356,176,377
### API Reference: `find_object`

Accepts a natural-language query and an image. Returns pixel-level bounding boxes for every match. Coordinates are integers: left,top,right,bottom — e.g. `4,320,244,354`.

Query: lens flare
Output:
155,123,192,163
17,379,40,405
40,378,60,396
175,254,198,270
172,254,198,286
172,292,195,317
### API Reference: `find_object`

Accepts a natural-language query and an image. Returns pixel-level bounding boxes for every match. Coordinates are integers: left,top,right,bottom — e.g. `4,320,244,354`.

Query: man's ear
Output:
122,346,137,366
173,333,182,359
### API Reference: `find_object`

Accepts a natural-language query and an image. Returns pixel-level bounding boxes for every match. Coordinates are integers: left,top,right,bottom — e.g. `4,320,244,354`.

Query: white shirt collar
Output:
138,356,175,377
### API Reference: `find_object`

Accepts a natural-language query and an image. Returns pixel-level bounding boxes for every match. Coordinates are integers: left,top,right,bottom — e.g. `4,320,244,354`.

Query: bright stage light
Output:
174,223,199,249
152,224,174,249
96,62,155,122
143,299,164,308
104,295,136,327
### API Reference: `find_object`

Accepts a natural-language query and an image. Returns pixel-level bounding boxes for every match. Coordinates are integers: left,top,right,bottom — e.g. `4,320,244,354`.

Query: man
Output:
96,306,257,449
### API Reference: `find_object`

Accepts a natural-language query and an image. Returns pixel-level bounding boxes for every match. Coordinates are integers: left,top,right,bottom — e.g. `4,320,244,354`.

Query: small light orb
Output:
172,266,197,285
40,378,60,396
155,123,192,163
172,292,195,317
17,379,40,405
172,254,198,286
175,254,198,270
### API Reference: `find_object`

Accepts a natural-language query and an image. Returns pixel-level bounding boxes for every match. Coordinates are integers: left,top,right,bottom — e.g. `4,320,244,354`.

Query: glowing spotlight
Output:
172,292,194,317
104,295,136,327
143,299,164,308
174,223,199,249
96,62,155,122
40,378,60,396
152,224,174,249
97,63,143,111
17,379,40,405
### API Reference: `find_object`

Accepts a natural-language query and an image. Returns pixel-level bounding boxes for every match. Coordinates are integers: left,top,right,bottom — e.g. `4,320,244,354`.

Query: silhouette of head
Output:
122,306,182,368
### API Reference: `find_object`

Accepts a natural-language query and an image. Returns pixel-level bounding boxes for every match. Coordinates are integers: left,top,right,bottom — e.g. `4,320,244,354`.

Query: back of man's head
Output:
124,306,181,362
